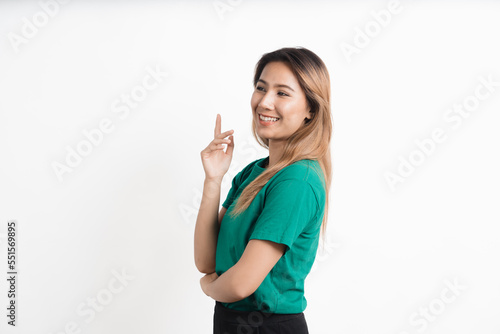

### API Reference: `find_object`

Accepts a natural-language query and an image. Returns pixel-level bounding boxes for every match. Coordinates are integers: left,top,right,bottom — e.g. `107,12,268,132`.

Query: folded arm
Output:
203,239,286,303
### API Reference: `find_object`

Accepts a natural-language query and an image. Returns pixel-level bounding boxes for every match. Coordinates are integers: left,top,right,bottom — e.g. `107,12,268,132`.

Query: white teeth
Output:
259,114,279,122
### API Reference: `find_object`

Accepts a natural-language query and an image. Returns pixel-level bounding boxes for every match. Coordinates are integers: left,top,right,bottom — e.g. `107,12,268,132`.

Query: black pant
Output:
213,301,309,334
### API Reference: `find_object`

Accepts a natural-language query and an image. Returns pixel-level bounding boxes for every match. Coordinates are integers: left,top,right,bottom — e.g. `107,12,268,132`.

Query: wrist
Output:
206,280,214,298
205,176,223,184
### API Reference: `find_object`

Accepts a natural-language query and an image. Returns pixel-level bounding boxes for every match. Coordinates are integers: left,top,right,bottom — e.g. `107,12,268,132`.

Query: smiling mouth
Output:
259,114,280,122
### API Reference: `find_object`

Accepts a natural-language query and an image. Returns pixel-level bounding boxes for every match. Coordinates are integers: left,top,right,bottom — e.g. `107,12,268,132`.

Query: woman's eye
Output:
255,86,288,96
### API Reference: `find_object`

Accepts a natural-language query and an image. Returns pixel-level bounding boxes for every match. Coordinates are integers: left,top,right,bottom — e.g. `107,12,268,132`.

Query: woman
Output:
194,46,332,334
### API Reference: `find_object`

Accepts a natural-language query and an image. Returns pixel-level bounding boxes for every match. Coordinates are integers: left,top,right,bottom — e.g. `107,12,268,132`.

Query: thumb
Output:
225,135,234,156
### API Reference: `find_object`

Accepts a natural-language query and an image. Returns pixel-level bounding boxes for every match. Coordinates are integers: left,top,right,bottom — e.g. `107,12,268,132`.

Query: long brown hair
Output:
229,47,333,246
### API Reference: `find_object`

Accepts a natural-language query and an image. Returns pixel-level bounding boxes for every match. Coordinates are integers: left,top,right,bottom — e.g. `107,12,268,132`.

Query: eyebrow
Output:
257,79,295,92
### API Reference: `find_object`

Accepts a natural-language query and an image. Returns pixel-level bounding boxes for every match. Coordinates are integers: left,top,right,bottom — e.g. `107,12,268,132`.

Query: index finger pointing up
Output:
214,113,221,138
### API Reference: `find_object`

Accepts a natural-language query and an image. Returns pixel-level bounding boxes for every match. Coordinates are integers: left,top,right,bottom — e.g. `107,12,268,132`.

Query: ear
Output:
305,109,313,122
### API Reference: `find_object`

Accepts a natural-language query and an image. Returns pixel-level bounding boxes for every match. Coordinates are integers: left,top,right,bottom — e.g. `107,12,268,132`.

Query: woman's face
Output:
251,61,311,142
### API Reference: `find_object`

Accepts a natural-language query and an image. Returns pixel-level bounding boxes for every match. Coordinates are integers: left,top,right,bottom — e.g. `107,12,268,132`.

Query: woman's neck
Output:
267,139,285,169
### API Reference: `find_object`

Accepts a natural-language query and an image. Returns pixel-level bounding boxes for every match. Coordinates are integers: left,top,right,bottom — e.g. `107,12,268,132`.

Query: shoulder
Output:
274,159,324,185
268,159,326,204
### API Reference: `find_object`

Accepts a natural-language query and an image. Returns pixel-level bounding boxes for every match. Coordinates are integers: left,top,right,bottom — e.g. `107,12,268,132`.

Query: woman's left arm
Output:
200,239,286,302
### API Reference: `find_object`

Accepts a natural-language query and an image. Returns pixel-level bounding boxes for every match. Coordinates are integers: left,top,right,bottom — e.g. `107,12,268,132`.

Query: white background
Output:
1,1,499,333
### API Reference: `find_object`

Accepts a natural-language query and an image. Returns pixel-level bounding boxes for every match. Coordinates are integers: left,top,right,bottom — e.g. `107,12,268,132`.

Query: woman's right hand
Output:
200,113,234,181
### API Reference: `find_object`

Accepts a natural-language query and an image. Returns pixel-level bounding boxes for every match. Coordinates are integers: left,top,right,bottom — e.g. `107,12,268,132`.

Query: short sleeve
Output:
249,178,319,253
222,168,245,209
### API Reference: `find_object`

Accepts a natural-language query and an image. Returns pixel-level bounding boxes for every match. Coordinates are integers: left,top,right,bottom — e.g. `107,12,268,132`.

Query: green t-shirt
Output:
215,155,326,314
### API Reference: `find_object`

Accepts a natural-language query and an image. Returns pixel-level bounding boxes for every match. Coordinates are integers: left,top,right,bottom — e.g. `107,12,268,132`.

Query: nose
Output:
258,91,274,110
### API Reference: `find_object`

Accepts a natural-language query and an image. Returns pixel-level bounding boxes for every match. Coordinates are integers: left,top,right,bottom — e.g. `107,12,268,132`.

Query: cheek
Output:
250,93,258,109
